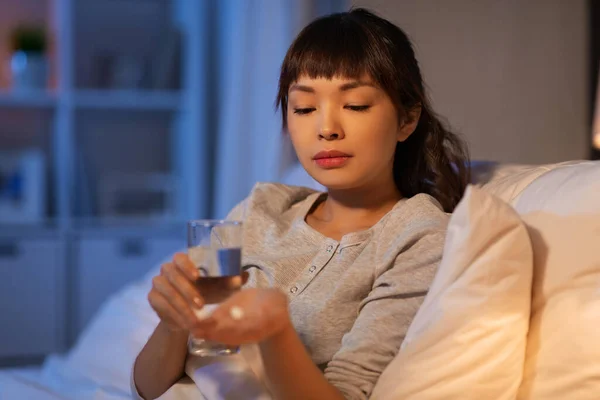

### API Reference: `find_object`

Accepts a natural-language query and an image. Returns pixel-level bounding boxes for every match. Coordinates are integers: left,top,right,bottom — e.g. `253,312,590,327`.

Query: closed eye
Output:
345,105,371,112
293,107,316,115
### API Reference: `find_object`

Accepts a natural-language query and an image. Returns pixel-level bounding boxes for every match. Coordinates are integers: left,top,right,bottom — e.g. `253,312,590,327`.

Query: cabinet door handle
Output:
120,239,146,258
0,242,19,258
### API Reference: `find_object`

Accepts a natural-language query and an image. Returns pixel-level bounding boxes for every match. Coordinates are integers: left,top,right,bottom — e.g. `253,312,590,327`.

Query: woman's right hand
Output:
147,253,204,333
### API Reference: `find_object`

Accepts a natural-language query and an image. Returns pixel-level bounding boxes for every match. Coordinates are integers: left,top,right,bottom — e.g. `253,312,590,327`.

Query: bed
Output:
0,264,176,399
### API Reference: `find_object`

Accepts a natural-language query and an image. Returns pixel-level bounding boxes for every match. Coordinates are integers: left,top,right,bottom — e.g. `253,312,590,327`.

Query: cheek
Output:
349,116,398,154
287,118,312,150
363,137,397,167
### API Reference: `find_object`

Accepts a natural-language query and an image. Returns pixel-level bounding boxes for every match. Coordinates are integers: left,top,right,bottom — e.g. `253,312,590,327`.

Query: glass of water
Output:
187,219,243,357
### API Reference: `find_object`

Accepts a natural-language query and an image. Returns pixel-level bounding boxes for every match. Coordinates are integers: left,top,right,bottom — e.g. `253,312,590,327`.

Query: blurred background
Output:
0,0,597,368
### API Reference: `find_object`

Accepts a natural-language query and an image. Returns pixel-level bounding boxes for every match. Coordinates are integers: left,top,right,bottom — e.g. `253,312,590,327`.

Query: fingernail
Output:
193,297,203,307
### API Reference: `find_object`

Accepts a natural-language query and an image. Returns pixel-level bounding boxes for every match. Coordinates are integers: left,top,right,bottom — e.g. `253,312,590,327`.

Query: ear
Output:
397,105,422,142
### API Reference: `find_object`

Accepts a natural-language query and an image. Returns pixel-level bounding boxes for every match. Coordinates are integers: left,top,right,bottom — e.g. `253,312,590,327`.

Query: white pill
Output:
229,306,244,321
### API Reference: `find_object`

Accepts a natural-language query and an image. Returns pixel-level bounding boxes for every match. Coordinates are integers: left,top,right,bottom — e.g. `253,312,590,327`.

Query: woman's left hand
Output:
190,287,291,345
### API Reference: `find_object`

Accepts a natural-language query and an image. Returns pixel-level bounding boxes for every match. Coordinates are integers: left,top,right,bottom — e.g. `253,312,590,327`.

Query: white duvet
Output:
0,363,200,400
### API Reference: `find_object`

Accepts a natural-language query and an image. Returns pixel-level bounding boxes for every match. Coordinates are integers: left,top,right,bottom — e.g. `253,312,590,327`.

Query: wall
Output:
352,0,589,164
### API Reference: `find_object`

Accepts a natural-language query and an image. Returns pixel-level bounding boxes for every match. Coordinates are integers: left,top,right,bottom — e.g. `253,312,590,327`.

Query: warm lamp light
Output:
593,68,600,150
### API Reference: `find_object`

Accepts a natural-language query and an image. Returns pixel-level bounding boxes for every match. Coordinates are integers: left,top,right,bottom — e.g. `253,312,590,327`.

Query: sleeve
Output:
324,229,447,400
225,197,249,222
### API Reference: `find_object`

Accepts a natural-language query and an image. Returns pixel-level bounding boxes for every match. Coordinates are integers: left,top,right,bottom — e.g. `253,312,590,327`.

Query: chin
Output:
308,169,360,191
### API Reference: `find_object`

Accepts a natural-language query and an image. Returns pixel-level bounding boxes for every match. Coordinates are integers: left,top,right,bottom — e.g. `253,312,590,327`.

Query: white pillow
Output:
371,185,533,400
471,163,553,205
514,161,600,215
513,161,600,399
57,266,161,394
516,212,600,399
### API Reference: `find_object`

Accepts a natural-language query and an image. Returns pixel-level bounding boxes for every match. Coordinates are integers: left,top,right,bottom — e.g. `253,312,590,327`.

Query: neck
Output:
316,181,403,225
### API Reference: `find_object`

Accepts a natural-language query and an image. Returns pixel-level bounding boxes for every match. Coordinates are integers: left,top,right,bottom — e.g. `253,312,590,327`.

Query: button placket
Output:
302,241,338,280
289,241,339,299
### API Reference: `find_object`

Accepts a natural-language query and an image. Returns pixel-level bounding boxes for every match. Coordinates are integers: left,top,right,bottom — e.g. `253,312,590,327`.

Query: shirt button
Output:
326,245,333,252
290,286,298,294
309,265,316,273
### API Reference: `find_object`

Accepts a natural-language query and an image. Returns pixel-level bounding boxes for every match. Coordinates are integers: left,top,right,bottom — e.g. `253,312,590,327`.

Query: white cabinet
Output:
0,0,203,365
0,239,65,357
75,236,182,333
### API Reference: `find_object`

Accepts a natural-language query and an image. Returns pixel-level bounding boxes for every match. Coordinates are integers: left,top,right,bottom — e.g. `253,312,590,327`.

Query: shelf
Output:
73,90,182,111
0,220,184,239
0,222,63,239
0,0,197,363
0,91,57,109
0,90,182,111
72,217,185,236
74,215,184,226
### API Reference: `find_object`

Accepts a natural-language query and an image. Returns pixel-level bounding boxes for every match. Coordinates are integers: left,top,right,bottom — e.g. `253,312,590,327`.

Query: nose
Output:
319,130,341,141
318,108,344,141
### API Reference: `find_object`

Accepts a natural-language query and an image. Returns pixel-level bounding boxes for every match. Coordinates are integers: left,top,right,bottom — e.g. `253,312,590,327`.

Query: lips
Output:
312,150,352,169
313,150,352,160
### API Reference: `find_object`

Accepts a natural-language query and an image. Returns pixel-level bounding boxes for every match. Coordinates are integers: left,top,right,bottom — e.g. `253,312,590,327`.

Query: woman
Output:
133,8,469,400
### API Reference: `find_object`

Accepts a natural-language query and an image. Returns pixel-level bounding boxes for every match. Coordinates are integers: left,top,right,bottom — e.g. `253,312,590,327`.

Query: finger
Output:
152,275,199,328
195,307,257,345
192,315,241,343
190,316,216,332
162,262,204,308
195,299,247,336
148,291,188,330
190,315,219,339
173,252,200,281
224,274,244,289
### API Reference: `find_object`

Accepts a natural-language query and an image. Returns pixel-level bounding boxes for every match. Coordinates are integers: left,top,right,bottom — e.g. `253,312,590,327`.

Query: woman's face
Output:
287,75,416,191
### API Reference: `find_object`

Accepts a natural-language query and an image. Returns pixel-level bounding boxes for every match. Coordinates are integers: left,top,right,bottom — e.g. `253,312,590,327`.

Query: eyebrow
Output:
289,80,376,93
339,81,377,91
289,84,315,93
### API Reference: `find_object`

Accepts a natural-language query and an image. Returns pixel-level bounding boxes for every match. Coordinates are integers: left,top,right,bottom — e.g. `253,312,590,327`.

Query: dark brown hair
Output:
276,8,470,212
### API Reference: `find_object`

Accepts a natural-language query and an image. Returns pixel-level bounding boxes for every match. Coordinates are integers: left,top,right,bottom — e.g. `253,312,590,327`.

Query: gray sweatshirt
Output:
227,183,448,399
